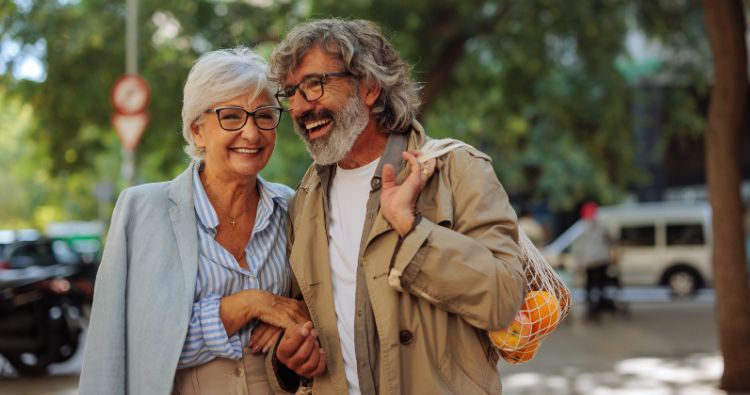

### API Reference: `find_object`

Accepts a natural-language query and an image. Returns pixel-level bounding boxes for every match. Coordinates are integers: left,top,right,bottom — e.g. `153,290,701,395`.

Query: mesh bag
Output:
419,138,572,364
490,228,572,363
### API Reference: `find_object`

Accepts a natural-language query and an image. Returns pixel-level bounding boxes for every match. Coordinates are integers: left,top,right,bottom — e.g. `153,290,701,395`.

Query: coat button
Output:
370,177,382,190
399,330,413,345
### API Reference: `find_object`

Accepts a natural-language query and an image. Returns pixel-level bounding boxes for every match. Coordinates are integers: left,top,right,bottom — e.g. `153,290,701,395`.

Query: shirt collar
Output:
253,175,288,233
192,162,288,231
192,162,219,230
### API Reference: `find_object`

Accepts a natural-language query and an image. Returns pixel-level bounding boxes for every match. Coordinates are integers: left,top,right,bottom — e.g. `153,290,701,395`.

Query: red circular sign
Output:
111,74,151,115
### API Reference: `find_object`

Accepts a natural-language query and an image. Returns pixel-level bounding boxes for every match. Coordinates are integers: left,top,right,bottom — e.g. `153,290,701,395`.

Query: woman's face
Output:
193,92,278,179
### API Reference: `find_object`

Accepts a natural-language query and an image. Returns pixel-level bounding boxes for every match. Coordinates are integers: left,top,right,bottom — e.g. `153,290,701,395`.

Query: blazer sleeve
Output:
79,188,132,395
388,150,527,332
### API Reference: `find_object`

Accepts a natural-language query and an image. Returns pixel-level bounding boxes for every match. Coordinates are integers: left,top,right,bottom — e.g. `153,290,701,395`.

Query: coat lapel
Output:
168,163,199,308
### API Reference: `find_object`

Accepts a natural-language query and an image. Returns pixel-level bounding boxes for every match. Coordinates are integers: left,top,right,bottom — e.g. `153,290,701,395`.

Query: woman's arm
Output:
178,289,308,368
220,289,308,335
79,189,132,395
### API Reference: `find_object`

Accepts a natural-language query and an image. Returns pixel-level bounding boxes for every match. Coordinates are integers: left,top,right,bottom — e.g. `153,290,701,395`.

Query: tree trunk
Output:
418,1,514,116
700,0,750,392
419,34,468,115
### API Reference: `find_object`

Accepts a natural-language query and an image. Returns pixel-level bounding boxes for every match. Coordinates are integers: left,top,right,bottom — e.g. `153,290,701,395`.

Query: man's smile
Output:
297,111,335,140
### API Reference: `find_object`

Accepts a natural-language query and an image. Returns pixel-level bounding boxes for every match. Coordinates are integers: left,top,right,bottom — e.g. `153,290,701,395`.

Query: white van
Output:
543,201,712,296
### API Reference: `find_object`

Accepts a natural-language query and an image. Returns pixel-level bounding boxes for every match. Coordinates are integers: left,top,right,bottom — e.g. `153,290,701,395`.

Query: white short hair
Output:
181,47,275,160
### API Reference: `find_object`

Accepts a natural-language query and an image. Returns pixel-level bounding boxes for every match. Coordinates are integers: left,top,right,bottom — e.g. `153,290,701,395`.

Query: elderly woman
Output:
79,47,310,394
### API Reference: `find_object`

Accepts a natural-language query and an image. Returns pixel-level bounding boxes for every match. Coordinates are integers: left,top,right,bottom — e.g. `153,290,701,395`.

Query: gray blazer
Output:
79,164,200,394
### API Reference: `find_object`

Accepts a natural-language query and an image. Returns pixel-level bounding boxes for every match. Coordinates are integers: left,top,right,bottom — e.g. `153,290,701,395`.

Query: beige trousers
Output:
172,348,273,395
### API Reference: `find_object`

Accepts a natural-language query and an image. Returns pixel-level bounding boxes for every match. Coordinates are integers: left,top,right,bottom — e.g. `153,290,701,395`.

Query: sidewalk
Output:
0,289,726,395
500,293,723,394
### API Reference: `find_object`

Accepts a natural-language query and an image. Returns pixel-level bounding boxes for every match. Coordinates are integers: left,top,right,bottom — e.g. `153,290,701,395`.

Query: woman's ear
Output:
192,123,205,147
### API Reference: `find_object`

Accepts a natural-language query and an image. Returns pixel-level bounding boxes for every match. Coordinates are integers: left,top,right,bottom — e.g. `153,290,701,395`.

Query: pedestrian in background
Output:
571,201,615,321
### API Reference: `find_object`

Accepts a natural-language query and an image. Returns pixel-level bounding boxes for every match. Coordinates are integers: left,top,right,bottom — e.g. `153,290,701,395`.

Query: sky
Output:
0,0,86,82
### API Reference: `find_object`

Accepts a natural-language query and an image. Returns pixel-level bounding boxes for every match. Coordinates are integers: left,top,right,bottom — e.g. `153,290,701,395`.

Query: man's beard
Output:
293,92,369,166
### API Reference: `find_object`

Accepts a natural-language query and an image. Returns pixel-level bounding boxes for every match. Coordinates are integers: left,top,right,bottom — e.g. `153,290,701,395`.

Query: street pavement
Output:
0,288,725,394
502,288,723,395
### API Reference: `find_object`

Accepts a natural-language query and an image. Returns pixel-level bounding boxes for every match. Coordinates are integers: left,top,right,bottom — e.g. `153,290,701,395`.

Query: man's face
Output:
282,46,369,165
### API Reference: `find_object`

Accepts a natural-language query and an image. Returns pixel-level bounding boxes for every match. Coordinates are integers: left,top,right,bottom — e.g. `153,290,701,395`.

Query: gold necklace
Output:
227,211,242,227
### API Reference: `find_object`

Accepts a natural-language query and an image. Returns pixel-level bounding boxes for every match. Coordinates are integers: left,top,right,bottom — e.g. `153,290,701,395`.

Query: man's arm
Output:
384,149,527,332
265,194,325,393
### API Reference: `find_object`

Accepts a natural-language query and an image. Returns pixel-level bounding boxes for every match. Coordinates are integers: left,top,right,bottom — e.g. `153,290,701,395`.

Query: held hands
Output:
248,322,282,354
251,291,310,329
381,150,436,236
220,290,309,337
276,321,327,378
247,295,313,355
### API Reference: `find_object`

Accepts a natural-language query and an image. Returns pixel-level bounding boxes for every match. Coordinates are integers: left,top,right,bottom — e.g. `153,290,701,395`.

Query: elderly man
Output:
266,18,526,394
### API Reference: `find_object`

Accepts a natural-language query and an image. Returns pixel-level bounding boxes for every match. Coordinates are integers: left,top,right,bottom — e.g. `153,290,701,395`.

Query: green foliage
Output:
0,0,716,225
0,88,112,228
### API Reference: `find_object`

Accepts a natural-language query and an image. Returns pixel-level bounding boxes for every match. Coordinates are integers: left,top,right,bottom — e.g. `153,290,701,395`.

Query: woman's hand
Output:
220,290,309,336
248,322,282,354
381,150,436,236
252,291,310,328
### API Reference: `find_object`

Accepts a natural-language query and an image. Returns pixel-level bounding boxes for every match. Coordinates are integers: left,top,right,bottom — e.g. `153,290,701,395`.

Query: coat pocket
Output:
436,352,500,394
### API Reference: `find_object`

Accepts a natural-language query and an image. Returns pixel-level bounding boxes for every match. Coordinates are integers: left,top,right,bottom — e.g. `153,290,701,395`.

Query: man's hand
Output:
276,321,327,378
381,150,436,236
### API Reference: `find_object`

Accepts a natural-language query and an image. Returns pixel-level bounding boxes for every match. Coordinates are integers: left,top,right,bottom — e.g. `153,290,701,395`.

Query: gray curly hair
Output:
268,18,421,133
181,47,274,160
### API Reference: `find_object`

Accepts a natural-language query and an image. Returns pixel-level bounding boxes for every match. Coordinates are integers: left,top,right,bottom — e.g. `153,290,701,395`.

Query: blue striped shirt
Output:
177,163,293,368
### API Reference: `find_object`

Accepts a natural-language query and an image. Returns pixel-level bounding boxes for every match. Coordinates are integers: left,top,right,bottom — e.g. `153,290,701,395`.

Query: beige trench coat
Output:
269,122,526,394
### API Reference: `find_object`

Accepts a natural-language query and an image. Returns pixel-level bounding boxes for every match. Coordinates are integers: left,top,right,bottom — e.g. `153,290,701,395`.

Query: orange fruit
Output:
501,339,540,364
488,312,533,351
522,290,561,335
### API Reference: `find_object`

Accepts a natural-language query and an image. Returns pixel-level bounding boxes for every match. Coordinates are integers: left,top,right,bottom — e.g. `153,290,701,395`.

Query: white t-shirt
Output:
328,158,380,395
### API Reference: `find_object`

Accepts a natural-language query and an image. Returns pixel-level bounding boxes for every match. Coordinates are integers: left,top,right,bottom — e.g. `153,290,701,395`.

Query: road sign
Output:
112,113,149,151
111,74,150,115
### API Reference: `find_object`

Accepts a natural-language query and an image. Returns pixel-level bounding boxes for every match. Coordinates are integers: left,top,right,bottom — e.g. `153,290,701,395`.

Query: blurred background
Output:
1,0,749,394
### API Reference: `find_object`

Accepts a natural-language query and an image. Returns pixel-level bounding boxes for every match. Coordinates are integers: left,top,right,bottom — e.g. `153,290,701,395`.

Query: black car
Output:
0,238,81,270
0,237,94,375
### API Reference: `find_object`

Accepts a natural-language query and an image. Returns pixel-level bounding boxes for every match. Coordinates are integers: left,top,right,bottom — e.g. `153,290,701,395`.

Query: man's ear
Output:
361,79,381,107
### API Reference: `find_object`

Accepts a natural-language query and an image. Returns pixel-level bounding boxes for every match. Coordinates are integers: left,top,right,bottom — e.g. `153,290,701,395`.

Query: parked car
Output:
0,237,94,375
0,229,40,260
0,238,80,269
544,201,712,297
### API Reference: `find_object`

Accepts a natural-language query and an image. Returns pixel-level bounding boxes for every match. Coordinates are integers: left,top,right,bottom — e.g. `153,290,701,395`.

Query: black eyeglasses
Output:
275,71,353,110
204,105,283,131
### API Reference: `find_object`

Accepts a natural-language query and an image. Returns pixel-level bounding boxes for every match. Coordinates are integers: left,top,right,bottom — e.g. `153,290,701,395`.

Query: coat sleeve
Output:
387,151,527,332
79,188,132,395
265,193,301,394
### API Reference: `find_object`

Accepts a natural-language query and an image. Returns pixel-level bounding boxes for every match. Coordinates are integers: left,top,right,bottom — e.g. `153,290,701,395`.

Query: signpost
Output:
111,0,147,186
111,74,150,184
112,112,149,151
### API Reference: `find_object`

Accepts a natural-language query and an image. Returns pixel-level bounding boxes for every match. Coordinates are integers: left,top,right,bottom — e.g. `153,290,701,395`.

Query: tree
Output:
0,0,311,224
0,0,734,218
311,0,649,207
700,0,750,391
1,0,655,212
